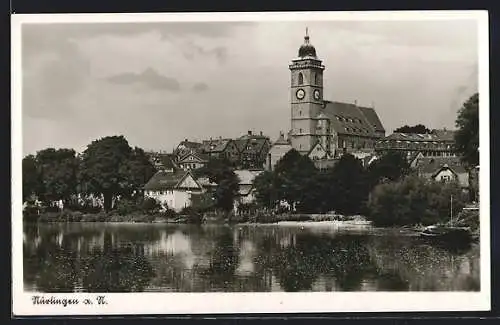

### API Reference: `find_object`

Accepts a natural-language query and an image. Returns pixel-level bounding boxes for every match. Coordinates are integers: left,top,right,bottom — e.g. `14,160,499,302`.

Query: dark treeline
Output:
23,135,157,215
253,149,467,227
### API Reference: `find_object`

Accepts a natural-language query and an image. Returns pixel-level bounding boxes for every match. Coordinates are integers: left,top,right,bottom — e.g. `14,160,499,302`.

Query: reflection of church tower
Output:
289,28,326,155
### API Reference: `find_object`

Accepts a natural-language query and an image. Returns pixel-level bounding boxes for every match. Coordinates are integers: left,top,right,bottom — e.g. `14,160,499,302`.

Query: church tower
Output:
289,28,325,155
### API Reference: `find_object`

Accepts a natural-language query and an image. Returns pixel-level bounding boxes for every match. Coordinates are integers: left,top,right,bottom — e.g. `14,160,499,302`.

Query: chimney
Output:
248,130,252,136
185,138,188,142
260,131,263,136
354,100,358,106
219,136,222,140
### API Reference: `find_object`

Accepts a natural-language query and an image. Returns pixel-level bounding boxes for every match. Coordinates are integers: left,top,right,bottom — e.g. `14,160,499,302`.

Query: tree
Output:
327,154,369,215
367,151,410,187
78,136,154,212
253,171,279,210
193,157,232,182
195,157,239,212
394,124,431,134
274,149,318,208
35,148,79,206
455,93,479,167
22,154,42,202
213,169,240,212
120,147,157,199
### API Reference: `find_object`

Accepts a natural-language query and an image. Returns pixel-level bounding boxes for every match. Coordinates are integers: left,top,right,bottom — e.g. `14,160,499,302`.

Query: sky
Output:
20,18,479,156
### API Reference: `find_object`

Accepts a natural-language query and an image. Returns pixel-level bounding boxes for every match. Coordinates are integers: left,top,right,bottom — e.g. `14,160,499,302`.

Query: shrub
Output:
23,204,40,222
367,176,466,227
115,198,140,215
141,197,161,215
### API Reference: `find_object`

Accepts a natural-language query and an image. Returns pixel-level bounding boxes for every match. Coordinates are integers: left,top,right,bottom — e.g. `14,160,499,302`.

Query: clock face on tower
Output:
314,89,321,100
296,89,305,100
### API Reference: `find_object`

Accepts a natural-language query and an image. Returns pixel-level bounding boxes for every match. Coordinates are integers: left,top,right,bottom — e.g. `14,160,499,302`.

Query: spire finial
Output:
304,27,310,44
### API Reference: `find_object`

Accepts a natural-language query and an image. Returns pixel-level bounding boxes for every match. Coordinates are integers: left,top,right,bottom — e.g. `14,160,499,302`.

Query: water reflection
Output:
23,223,480,292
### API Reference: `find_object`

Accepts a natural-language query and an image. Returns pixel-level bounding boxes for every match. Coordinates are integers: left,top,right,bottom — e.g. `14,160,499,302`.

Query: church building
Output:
288,29,385,161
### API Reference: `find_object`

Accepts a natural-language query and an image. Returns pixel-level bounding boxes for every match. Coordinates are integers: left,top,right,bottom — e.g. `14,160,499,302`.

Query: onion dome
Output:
298,27,317,58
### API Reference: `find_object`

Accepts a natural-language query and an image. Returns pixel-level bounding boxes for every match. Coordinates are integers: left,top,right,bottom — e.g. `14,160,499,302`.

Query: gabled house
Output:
234,169,264,208
176,151,209,171
308,141,329,161
409,151,425,168
174,139,203,159
200,138,240,164
266,132,293,171
235,131,271,169
147,152,178,172
144,170,204,212
415,157,469,189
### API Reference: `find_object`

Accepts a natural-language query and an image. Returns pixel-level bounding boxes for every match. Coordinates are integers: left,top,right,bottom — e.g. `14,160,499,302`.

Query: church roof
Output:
357,106,385,134
321,101,383,137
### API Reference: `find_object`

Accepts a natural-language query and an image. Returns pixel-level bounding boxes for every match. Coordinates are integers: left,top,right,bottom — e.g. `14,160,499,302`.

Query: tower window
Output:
299,110,302,116
299,128,303,133
314,73,319,85
298,72,304,85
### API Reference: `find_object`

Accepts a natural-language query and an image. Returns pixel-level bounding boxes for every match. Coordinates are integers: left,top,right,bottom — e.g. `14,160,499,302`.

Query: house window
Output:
298,72,304,85
441,175,451,182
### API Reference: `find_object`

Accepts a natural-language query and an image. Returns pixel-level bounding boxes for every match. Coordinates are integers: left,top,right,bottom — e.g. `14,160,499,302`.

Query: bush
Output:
455,208,479,231
141,197,161,214
23,205,40,222
115,198,140,215
367,176,466,227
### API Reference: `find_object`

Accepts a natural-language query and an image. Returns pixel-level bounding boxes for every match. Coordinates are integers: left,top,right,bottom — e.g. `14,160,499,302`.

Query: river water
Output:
23,222,480,292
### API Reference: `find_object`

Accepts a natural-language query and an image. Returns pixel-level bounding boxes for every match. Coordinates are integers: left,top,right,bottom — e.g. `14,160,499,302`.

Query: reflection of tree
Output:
367,236,480,291
81,233,155,292
28,236,79,292
200,230,240,290
25,229,155,292
266,233,379,292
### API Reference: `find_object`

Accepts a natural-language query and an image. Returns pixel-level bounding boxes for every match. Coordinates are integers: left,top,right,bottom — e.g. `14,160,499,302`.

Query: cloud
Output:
192,82,209,92
182,41,229,64
106,68,181,91
20,19,480,157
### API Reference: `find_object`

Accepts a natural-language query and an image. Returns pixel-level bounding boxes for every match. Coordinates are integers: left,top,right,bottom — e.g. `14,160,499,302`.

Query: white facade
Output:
144,171,204,212
145,189,201,212
433,168,469,188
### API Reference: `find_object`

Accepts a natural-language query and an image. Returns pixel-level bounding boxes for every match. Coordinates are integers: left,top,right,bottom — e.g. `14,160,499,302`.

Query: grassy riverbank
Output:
24,208,366,225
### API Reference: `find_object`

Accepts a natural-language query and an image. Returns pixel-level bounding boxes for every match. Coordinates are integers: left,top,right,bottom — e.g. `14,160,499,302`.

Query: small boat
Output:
420,225,472,241
420,195,472,242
